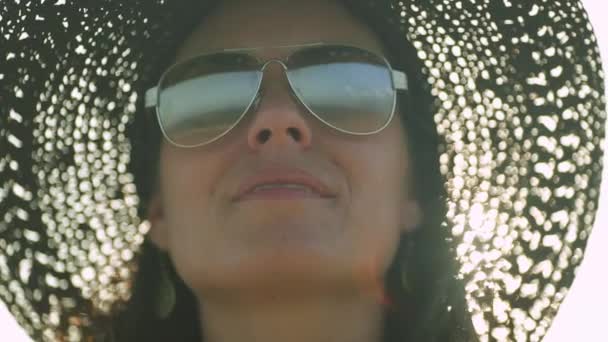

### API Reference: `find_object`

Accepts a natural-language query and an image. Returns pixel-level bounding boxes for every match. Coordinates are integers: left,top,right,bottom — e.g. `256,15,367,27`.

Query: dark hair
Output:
119,1,477,341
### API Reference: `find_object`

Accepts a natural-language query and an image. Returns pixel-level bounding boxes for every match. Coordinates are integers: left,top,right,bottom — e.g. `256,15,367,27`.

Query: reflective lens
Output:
287,45,396,134
156,45,397,147
157,52,262,147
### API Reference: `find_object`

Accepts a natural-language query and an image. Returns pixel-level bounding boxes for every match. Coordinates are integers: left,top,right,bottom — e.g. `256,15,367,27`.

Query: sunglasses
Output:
145,42,409,148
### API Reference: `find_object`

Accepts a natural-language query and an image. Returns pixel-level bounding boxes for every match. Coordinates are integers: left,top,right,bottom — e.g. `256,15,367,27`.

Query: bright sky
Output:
2,1,608,341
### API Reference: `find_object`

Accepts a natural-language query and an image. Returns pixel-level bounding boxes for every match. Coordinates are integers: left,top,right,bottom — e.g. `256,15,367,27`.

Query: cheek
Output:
338,138,409,277
159,148,214,217
157,146,225,274
347,171,404,278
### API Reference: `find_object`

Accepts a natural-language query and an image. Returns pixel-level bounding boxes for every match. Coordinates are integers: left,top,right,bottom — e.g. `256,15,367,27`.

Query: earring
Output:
155,253,176,320
400,235,414,293
400,258,410,293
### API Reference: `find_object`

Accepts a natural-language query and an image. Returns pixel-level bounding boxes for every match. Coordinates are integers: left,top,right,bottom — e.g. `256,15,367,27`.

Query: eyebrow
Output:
176,41,326,63
218,40,386,61
219,41,326,60
219,41,326,52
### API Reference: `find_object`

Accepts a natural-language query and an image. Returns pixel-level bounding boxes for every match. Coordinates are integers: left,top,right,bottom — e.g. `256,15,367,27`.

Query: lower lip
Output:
237,188,329,201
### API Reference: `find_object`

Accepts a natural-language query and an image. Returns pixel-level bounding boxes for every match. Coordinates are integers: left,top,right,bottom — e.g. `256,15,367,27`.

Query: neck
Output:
197,291,385,342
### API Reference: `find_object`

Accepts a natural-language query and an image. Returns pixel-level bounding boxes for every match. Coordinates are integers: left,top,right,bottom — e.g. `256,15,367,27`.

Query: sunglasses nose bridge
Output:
259,59,289,78
257,59,297,99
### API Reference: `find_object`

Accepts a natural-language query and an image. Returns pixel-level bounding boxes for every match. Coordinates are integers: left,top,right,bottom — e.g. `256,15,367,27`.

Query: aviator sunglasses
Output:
145,42,409,148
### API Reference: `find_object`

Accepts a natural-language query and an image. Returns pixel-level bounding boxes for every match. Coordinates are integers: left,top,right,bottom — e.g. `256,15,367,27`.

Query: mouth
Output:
237,183,330,201
233,167,337,202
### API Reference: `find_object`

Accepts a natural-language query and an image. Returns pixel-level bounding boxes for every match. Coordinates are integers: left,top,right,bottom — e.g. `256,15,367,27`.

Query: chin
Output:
184,245,389,301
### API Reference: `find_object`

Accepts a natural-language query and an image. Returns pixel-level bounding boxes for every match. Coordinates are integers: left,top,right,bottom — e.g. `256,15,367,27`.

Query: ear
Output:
146,193,169,251
400,198,422,233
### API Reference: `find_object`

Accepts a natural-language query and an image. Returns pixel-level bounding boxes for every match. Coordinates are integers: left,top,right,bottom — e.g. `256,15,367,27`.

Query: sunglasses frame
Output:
145,41,409,148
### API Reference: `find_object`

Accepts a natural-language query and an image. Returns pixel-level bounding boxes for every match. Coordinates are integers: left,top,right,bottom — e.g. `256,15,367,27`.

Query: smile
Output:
236,184,328,201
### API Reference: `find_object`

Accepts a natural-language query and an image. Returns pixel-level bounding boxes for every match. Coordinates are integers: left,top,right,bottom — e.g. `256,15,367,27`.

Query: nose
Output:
246,60,313,151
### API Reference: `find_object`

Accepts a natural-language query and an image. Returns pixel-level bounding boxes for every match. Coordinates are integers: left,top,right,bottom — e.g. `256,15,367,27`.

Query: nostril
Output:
255,127,302,144
257,129,271,143
288,127,301,141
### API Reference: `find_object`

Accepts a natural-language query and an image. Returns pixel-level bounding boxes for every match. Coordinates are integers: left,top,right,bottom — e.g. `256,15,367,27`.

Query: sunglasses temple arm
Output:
392,70,408,91
145,86,158,109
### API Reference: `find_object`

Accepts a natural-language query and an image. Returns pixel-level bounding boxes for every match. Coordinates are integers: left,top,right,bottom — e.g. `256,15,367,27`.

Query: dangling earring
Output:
155,253,176,320
400,235,414,294
400,257,410,293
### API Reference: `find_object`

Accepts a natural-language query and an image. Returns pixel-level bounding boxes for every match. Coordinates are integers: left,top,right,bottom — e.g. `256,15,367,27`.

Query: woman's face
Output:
147,0,422,300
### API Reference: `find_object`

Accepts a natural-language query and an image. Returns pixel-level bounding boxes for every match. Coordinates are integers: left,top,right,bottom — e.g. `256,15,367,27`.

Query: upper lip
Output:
233,167,336,201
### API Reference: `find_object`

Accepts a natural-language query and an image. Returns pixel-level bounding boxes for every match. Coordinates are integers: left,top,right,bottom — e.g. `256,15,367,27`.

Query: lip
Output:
233,167,336,202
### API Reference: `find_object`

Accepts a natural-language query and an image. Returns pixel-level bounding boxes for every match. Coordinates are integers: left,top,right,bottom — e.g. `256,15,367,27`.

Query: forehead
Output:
173,0,386,62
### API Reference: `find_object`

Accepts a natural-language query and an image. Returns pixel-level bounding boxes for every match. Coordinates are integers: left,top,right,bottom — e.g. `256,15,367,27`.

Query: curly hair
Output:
119,1,478,341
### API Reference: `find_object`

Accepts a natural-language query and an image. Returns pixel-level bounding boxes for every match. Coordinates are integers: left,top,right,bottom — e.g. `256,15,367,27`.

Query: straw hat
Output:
0,0,605,341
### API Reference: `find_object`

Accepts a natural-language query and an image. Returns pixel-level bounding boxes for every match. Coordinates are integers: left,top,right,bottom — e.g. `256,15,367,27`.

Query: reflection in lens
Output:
288,46,395,134
159,71,261,146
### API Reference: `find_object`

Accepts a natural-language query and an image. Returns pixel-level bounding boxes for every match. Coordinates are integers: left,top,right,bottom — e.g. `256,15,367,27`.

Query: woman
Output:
120,1,471,341
0,0,604,341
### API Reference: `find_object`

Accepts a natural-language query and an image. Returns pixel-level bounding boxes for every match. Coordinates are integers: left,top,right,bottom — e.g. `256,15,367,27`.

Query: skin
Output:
146,1,422,341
